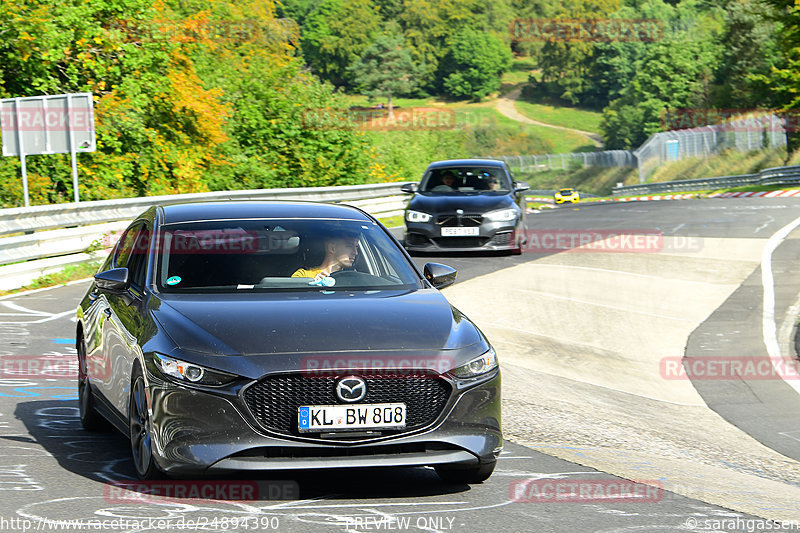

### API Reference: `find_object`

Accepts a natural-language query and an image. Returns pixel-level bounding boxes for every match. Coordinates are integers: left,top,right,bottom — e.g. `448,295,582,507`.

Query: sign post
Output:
1,92,96,206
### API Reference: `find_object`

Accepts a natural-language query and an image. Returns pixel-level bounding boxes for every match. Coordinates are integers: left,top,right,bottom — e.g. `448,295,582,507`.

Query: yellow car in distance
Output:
554,187,580,204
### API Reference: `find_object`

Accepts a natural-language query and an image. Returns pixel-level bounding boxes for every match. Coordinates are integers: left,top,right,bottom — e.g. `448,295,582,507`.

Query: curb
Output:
526,189,800,213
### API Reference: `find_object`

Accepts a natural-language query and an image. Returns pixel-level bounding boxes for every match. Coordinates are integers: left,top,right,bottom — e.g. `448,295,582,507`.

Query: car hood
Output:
408,193,514,214
151,289,484,358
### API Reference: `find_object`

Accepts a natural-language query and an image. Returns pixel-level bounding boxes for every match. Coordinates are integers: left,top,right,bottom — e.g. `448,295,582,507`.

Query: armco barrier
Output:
0,183,410,290
611,165,800,196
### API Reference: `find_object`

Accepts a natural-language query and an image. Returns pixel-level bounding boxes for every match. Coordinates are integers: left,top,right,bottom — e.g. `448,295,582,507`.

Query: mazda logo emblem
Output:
336,376,367,403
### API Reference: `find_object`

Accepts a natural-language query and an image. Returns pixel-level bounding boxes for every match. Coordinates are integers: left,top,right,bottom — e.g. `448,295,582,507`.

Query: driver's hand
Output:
313,272,330,283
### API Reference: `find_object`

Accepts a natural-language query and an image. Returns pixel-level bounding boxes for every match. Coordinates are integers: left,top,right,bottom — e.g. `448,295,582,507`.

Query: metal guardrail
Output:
0,183,408,237
611,165,800,196
0,183,411,290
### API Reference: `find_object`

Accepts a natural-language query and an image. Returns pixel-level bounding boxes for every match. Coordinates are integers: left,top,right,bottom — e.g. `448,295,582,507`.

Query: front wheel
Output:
129,367,163,479
435,461,496,484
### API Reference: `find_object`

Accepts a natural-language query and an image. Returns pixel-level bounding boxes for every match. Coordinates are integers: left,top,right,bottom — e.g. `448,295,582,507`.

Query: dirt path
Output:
496,88,604,148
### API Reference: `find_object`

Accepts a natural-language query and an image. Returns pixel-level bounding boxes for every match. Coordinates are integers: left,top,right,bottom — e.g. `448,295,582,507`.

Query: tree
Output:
752,0,800,152
348,31,422,116
300,0,381,87
600,35,721,149
438,30,512,100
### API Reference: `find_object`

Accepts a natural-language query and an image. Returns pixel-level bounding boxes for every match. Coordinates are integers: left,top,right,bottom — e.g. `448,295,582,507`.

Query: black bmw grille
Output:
243,373,452,437
436,214,483,227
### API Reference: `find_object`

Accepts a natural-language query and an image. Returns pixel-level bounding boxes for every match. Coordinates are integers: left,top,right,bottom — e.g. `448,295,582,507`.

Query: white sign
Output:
0,93,96,205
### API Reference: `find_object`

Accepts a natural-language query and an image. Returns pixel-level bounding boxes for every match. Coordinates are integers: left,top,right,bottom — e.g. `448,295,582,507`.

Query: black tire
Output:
77,338,105,431
129,366,164,480
435,461,496,484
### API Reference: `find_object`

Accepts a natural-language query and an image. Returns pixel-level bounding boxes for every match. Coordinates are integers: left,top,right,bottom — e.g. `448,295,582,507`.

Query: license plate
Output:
298,403,406,432
441,227,480,236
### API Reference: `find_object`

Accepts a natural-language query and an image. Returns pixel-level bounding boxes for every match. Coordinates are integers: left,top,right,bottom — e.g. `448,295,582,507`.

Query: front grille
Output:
436,214,483,227
432,237,490,248
243,372,452,438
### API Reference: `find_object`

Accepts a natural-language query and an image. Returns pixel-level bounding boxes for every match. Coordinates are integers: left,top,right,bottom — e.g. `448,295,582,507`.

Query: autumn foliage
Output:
0,0,393,207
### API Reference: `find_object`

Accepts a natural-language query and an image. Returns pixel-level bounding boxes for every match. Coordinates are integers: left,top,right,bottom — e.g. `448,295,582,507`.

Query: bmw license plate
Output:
298,403,406,432
441,227,480,236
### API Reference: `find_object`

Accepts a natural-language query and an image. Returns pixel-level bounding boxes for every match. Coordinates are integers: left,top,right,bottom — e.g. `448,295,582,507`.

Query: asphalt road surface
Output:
0,197,798,532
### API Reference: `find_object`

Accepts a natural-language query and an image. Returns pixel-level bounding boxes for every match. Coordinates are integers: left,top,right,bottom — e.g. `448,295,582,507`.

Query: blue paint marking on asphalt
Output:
0,386,77,400
53,338,75,344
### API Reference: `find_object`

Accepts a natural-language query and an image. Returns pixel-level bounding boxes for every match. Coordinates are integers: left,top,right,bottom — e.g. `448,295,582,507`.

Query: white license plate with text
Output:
298,403,406,432
441,227,480,236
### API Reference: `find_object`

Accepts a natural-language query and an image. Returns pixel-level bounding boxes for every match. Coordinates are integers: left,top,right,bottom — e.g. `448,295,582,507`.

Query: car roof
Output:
425,159,507,169
158,201,373,225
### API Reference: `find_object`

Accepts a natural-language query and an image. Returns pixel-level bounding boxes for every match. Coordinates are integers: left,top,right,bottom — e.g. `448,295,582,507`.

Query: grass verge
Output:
0,260,101,297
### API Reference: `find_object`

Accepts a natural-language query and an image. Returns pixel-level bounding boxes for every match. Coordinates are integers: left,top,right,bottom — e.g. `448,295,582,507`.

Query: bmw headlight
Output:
485,208,519,222
406,210,432,223
153,353,237,386
450,348,498,378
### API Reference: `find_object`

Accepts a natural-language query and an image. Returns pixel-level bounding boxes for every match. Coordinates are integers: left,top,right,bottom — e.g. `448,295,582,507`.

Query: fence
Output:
633,114,787,182
495,150,636,173
0,183,410,290
489,114,788,181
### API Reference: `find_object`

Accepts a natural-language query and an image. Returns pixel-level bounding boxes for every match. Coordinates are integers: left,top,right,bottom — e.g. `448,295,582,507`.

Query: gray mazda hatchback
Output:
76,201,502,483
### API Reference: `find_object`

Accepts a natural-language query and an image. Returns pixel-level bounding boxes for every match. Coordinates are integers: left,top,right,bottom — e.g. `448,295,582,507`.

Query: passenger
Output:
292,232,359,282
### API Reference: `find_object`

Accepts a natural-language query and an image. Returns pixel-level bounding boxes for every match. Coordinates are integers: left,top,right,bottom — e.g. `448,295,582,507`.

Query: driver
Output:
292,231,359,281
431,170,458,191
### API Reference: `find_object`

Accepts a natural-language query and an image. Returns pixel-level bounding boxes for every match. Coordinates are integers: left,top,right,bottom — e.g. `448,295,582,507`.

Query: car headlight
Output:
153,353,237,386
450,348,498,378
406,210,432,223
484,208,519,222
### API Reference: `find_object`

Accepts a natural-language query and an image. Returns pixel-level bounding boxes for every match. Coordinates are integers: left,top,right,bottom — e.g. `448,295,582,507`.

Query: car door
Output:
94,221,150,415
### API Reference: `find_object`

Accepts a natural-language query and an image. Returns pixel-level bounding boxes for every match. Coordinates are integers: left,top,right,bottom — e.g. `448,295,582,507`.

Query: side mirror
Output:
513,181,530,193
423,263,457,290
94,268,130,292
400,183,418,194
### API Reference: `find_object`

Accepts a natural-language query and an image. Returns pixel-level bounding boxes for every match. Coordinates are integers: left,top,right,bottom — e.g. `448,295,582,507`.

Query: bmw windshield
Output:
419,167,511,193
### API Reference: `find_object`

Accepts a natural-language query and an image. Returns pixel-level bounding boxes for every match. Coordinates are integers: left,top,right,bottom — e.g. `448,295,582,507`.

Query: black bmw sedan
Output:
76,201,501,482
401,159,529,253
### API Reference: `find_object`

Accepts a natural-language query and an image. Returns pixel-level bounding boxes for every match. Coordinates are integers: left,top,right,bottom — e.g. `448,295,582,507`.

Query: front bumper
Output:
144,367,502,475
404,220,521,252
554,196,579,204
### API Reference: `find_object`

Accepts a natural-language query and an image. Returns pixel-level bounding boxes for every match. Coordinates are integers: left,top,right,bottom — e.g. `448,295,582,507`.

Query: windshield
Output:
420,167,511,193
154,219,420,293
559,189,575,195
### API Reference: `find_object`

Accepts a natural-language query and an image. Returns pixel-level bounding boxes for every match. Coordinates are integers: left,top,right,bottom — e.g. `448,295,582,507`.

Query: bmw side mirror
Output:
423,263,457,290
400,183,418,194
94,267,130,292
513,181,530,193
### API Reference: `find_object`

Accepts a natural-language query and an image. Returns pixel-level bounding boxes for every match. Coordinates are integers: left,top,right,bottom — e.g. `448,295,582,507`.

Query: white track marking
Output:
761,214,800,396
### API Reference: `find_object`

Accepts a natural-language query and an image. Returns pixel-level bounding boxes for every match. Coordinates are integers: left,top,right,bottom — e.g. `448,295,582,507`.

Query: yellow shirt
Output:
291,267,324,278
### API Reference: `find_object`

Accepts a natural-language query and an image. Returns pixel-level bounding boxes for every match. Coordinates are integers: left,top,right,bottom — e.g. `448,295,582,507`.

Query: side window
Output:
112,222,149,291
127,227,151,290
112,224,140,269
